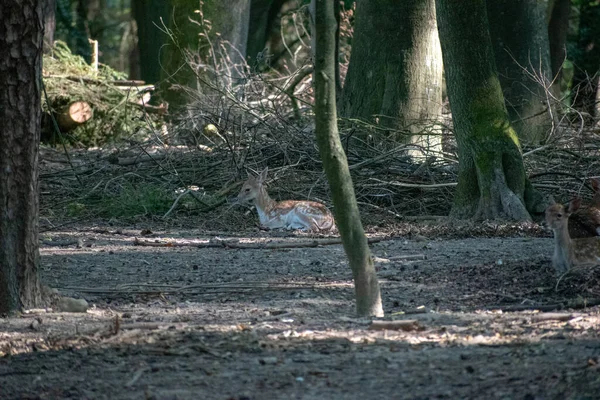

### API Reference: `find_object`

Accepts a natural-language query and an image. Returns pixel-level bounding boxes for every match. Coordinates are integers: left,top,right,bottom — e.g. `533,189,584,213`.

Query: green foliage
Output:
68,183,173,218
43,41,160,147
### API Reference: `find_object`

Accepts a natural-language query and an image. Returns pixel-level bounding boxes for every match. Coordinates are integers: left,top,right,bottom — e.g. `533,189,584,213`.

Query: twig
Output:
163,189,193,218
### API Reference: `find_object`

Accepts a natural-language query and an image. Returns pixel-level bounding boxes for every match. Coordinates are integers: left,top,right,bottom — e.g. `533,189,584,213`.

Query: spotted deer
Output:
545,198,600,273
237,168,335,232
569,178,600,238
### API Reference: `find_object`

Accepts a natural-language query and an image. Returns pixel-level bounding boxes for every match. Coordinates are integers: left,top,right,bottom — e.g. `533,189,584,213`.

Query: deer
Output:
568,178,600,238
237,167,335,232
545,197,600,274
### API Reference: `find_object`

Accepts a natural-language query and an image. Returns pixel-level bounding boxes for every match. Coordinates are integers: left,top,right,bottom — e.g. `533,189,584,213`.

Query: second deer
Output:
545,198,600,273
568,178,600,238
237,168,335,232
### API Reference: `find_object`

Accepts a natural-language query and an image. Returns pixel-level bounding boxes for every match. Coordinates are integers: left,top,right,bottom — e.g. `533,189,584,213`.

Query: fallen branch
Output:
530,313,577,323
488,298,600,312
133,236,385,249
57,281,330,295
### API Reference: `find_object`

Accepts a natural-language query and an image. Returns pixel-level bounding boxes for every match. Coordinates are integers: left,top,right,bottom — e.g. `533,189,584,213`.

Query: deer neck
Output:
253,186,277,215
553,225,574,267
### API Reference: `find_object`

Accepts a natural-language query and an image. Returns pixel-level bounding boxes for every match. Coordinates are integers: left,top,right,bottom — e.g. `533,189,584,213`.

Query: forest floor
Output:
1,219,600,399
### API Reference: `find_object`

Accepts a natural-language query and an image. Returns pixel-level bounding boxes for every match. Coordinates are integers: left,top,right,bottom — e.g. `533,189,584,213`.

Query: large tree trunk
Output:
0,1,43,314
132,0,170,84
313,0,383,317
340,0,443,154
487,0,554,146
161,0,251,106
436,0,532,221
246,0,288,69
547,0,570,86
571,1,600,118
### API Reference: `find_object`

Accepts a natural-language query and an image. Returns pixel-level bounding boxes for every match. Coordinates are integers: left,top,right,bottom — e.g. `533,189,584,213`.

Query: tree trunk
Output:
161,0,251,106
246,0,288,69
132,0,170,84
547,0,570,85
340,0,443,154
42,0,56,54
313,0,384,318
0,1,43,314
572,1,600,118
487,0,554,145
436,0,532,221
74,0,91,61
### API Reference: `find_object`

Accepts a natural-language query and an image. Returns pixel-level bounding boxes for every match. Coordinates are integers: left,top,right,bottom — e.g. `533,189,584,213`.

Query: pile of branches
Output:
42,41,163,147
38,38,600,231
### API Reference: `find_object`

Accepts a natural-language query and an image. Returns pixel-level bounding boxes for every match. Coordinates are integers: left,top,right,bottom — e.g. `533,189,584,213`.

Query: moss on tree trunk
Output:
436,0,535,221
314,0,383,317
487,0,554,145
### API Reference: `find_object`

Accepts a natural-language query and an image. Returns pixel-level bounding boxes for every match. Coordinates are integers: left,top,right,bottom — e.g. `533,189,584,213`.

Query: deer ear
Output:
568,197,582,213
591,178,600,192
258,167,268,183
547,195,556,205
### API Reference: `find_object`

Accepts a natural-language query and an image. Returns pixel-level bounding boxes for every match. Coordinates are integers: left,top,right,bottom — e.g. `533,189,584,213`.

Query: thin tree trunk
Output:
436,0,533,221
43,0,56,53
313,0,383,318
0,1,43,314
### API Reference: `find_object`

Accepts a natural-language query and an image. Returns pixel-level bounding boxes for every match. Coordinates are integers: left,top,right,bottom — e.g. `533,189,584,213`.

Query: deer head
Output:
237,167,269,205
545,197,581,231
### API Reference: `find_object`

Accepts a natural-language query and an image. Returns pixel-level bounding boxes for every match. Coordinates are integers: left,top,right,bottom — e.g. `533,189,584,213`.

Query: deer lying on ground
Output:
545,197,600,273
569,178,600,238
237,168,335,232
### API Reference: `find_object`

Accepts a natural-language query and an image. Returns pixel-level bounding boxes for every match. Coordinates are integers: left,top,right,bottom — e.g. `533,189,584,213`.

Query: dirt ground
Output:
1,221,599,400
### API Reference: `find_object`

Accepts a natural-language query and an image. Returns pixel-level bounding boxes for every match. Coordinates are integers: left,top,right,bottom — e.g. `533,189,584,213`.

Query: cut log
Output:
56,101,93,132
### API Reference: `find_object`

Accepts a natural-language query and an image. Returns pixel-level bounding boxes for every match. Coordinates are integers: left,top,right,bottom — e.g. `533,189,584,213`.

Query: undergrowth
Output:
67,184,173,219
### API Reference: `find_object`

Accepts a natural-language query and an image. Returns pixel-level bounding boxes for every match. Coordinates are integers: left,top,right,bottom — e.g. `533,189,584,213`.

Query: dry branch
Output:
133,236,385,249
488,298,600,312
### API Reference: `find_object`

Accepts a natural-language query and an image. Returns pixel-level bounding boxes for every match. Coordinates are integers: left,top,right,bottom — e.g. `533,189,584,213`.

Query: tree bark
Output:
42,0,56,54
436,0,532,221
246,0,289,69
161,0,251,106
313,0,384,317
0,1,43,314
487,0,554,145
132,0,170,84
340,0,443,154
547,0,570,84
572,1,600,118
